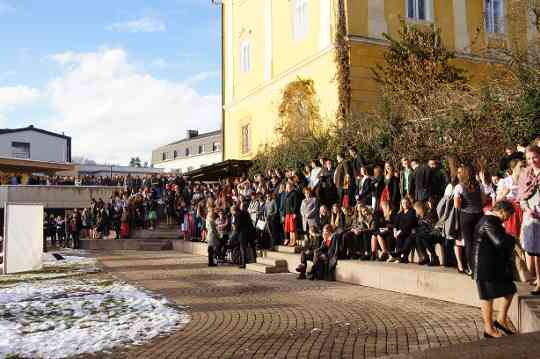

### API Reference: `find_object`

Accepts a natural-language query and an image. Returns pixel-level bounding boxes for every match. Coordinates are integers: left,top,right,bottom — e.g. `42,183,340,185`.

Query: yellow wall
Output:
225,50,339,159
223,0,534,159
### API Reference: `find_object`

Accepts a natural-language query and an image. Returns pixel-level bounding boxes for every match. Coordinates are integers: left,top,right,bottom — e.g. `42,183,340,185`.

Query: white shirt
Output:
497,175,518,201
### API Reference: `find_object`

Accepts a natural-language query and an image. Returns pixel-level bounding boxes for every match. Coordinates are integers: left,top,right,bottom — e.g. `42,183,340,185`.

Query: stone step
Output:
256,257,288,268
274,245,301,254
245,263,288,274
139,241,172,251
131,230,180,240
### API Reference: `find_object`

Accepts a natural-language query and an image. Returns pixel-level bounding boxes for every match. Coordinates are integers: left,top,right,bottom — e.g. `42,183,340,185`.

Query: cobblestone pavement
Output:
96,251,483,359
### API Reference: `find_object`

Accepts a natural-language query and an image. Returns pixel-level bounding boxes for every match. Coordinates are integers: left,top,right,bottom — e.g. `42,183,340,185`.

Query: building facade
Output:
151,130,223,173
0,125,71,163
221,0,536,160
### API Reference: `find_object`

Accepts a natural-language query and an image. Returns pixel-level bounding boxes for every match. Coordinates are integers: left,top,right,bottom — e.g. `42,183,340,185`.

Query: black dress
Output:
473,215,517,301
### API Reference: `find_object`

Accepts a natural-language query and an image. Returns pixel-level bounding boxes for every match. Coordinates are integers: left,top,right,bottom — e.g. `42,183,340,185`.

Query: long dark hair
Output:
457,163,479,192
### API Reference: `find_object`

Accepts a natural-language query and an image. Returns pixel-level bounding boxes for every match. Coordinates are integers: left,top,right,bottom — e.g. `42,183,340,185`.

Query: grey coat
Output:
206,217,219,248
436,184,461,240
300,197,319,232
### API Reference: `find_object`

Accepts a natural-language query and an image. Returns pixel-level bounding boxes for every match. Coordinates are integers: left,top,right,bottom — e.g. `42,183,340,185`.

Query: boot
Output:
428,255,440,267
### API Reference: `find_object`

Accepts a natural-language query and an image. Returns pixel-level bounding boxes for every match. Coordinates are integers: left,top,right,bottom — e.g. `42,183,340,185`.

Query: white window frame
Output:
406,0,433,22
241,124,251,154
240,40,251,73
293,0,309,40
485,0,505,34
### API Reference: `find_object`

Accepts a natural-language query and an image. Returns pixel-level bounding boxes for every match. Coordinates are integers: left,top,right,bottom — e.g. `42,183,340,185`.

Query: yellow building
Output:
221,0,536,160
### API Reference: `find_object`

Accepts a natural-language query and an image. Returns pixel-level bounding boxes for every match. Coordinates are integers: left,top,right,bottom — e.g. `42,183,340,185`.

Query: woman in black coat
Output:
473,200,516,339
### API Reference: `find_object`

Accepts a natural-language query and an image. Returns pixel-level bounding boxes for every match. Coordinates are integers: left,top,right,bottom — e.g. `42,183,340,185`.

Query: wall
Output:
154,151,223,173
0,130,69,162
223,0,338,160
152,132,222,166
0,186,121,209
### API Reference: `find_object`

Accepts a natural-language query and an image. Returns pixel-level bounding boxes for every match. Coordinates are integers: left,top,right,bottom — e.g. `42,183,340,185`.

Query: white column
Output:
319,0,331,50
264,0,273,81
367,0,387,39
226,0,234,103
453,0,469,51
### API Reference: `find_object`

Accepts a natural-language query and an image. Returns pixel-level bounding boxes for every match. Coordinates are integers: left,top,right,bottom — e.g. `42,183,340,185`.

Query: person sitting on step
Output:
296,225,322,280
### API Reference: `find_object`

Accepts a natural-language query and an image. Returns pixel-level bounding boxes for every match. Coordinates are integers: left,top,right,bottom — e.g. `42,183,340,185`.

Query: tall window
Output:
407,0,431,21
198,145,204,154
173,150,178,158
241,40,251,73
241,125,251,154
185,147,190,157
485,0,504,34
212,142,220,152
11,142,30,159
293,0,309,40
162,152,166,161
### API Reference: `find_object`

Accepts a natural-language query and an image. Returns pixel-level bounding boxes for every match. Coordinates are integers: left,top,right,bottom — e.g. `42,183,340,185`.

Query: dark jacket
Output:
385,176,401,210
350,156,365,179
284,189,301,215
399,169,415,198
396,209,418,236
334,160,352,189
473,215,515,282
356,176,374,206
430,168,448,199
414,165,433,202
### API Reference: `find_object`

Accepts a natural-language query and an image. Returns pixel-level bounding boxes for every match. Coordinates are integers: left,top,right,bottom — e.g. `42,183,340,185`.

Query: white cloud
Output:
0,85,40,112
184,71,220,86
106,17,166,33
46,48,220,164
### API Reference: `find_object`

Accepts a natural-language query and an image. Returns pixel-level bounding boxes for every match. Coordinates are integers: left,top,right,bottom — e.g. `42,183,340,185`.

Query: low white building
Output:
152,130,222,173
0,125,71,163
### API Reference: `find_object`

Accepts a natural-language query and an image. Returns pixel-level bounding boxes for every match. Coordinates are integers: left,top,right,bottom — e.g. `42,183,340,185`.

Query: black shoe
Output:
239,265,246,269
418,259,429,266
531,289,540,296
428,257,440,267
378,253,389,262
483,332,497,339
464,268,473,276
360,254,371,261
399,256,409,264
297,274,306,280
208,263,217,267
370,253,377,261
493,321,515,336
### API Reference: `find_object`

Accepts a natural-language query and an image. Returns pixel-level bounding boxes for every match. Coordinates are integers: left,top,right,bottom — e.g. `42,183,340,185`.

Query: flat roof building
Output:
0,125,71,163
152,130,222,173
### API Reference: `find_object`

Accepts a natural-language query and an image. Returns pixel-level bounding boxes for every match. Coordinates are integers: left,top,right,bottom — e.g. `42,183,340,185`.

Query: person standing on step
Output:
474,200,517,338
231,203,256,269
519,145,540,295
283,182,300,247
206,210,219,267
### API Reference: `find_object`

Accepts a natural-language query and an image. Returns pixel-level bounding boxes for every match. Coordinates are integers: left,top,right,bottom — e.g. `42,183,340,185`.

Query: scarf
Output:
518,166,540,202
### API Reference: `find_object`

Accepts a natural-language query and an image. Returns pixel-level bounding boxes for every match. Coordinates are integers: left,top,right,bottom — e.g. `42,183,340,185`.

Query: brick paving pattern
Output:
96,251,484,359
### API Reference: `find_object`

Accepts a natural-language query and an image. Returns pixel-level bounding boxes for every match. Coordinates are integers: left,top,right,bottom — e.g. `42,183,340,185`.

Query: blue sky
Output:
0,0,222,164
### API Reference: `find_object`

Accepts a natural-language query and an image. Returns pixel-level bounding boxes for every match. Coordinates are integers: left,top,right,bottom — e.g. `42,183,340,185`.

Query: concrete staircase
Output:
273,245,302,254
246,256,289,274
138,239,173,251
131,224,181,240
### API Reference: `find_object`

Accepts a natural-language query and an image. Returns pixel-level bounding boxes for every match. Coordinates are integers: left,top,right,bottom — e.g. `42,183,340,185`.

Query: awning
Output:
185,159,252,181
0,156,74,174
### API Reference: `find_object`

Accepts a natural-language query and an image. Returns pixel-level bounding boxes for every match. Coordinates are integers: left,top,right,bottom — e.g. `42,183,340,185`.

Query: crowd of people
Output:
35,137,540,339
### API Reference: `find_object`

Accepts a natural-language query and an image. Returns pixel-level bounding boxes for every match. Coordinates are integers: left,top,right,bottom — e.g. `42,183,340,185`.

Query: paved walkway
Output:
96,251,484,359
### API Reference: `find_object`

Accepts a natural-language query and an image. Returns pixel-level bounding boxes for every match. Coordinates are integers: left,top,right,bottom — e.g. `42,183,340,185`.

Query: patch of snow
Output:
0,279,190,359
